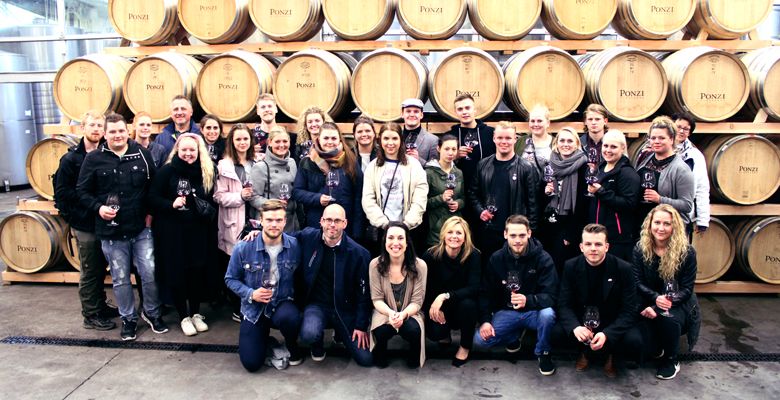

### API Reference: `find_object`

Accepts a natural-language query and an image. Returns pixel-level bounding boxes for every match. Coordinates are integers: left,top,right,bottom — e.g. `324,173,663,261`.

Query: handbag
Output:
192,193,216,220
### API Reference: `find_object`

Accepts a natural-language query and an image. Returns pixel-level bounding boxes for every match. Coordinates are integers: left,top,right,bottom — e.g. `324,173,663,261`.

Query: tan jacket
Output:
362,157,429,229
369,257,428,367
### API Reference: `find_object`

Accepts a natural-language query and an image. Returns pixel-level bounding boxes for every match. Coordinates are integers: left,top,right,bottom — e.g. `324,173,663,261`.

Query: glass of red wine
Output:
543,164,556,195
445,173,457,209
278,183,290,201
660,280,679,317
583,306,600,344
463,132,478,160
262,266,277,292
105,193,120,227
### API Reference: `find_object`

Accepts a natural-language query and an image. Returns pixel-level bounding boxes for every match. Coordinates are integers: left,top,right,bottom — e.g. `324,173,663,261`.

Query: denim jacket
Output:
224,233,301,324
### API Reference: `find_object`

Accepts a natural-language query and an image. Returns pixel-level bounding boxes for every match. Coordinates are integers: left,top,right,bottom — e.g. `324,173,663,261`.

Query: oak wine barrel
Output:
428,47,504,121
64,227,81,271
467,0,542,41
123,51,204,123
322,0,396,40
249,0,323,42
659,47,750,122
685,0,773,40
612,0,696,40
693,218,735,283
627,135,648,163
109,0,181,46
397,0,467,40
273,49,355,120
177,0,256,44
0,211,67,274
578,47,668,122
196,50,277,122
541,0,617,40
503,46,584,120
351,48,427,122
53,54,133,122
700,134,780,205
740,47,780,121
25,135,80,200
733,217,780,284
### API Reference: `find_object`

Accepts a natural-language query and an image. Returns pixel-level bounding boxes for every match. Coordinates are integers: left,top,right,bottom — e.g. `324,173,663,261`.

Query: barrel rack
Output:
21,35,780,293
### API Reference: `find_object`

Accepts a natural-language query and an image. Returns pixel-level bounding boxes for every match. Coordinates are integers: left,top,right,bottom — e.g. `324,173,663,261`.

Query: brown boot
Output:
575,352,589,371
604,354,617,378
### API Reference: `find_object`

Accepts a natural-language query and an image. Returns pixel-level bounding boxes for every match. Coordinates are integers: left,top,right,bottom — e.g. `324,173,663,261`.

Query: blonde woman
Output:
248,126,298,232
421,216,480,367
516,104,554,175
295,106,332,162
148,133,216,336
633,204,699,380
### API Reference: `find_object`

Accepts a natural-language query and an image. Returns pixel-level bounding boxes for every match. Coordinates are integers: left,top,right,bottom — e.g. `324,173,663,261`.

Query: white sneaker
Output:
180,317,197,336
191,314,209,332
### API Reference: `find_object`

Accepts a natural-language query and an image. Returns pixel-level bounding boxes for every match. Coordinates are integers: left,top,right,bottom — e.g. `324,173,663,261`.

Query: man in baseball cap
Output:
401,98,439,165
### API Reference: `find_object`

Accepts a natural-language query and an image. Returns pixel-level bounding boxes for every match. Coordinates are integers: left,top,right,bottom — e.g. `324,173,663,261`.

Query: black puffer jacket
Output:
589,156,640,244
478,238,558,324
467,155,540,230
54,138,101,232
76,141,156,240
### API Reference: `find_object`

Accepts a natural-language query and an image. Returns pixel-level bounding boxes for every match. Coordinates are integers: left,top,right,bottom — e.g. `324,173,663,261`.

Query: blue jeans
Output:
239,300,301,372
473,308,556,355
300,303,373,367
101,228,161,321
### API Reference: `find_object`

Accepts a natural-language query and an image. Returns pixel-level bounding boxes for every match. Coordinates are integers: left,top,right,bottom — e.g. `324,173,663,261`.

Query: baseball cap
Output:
401,98,424,110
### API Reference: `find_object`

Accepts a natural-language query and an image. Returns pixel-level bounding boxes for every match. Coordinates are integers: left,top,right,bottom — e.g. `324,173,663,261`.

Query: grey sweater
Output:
248,150,299,232
636,154,695,225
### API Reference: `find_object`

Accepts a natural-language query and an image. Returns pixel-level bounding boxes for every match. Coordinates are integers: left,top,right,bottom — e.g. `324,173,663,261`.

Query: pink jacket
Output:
213,158,246,255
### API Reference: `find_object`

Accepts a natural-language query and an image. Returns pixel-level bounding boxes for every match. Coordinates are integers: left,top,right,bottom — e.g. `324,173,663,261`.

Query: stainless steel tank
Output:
0,51,38,187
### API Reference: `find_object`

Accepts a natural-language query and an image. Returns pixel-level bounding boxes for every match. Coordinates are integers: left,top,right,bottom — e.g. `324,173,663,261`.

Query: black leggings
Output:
372,318,422,367
425,298,478,350
646,309,685,360
170,272,202,320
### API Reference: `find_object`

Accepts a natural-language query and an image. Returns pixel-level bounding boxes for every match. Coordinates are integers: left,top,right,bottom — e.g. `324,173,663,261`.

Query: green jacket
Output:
424,160,465,247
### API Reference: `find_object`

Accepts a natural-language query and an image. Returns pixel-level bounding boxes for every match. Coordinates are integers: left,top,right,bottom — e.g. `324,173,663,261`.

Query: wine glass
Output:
177,178,191,211
660,280,679,317
504,270,521,309
261,266,277,291
587,146,600,166
301,140,313,158
278,183,291,201
641,171,657,204
105,193,121,227
445,173,457,210
463,132,478,160
583,306,601,344
405,141,418,152
326,171,340,198
543,164,556,196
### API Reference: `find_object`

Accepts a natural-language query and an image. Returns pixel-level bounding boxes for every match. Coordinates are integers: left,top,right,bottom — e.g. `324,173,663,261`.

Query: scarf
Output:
548,150,587,215
308,141,346,174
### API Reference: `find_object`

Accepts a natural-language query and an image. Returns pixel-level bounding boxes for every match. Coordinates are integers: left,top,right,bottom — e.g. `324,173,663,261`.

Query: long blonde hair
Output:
428,216,478,264
167,133,215,192
639,204,689,280
296,106,332,145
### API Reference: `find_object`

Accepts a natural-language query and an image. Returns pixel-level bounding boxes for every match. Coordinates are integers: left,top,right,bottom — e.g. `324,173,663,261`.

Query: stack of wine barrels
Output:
0,211,75,273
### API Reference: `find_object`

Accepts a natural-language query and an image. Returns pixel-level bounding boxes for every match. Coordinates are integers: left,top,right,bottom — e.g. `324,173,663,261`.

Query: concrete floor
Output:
1,188,779,399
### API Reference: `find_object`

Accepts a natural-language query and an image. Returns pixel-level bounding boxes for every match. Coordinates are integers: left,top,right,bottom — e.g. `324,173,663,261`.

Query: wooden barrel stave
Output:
322,0,396,40
0,212,67,274
467,0,542,41
612,0,696,40
541,0,618,40
25,135,80,200
196,50,276,122
740,47,780,121
397,0,468,40
503,46,584,120
428,47,504,121
123,52,204,123
177,0,256,44
693,218,735,283
351,48,427,122
700,134,780,205
685,0,773,39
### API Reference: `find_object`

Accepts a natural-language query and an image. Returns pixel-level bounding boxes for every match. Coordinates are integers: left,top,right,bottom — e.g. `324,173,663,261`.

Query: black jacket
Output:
557,254,638,342
76,141,156,240
293,227,372,332
478,238,558,324
54,138,101,232
421,248,481,310
449,120,496,184
468,154,540,230
589,156,640,244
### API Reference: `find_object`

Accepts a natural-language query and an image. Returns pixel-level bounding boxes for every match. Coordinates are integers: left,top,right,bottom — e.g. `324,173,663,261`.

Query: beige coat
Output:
362,157,429,229
369,257,428,367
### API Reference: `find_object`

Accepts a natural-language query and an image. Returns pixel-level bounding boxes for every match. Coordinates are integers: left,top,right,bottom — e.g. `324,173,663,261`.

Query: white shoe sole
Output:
656,363,680,380
141,312,169,334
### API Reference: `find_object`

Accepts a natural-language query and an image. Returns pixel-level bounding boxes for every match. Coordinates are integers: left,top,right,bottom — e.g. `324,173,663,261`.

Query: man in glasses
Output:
294,204,373,367
673,113,710,237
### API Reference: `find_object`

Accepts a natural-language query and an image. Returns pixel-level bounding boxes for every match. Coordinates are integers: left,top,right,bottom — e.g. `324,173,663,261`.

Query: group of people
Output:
53,92,707,380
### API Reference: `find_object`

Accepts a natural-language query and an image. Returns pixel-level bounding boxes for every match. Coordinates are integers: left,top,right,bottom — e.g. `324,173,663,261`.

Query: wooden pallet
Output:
695,281,780,294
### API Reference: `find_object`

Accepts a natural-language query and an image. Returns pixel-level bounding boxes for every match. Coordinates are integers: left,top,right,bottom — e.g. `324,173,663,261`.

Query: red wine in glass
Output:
105,193,120,227
583,306,600,344
278,183,291,201
463,132,478,160
660,280,678,317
